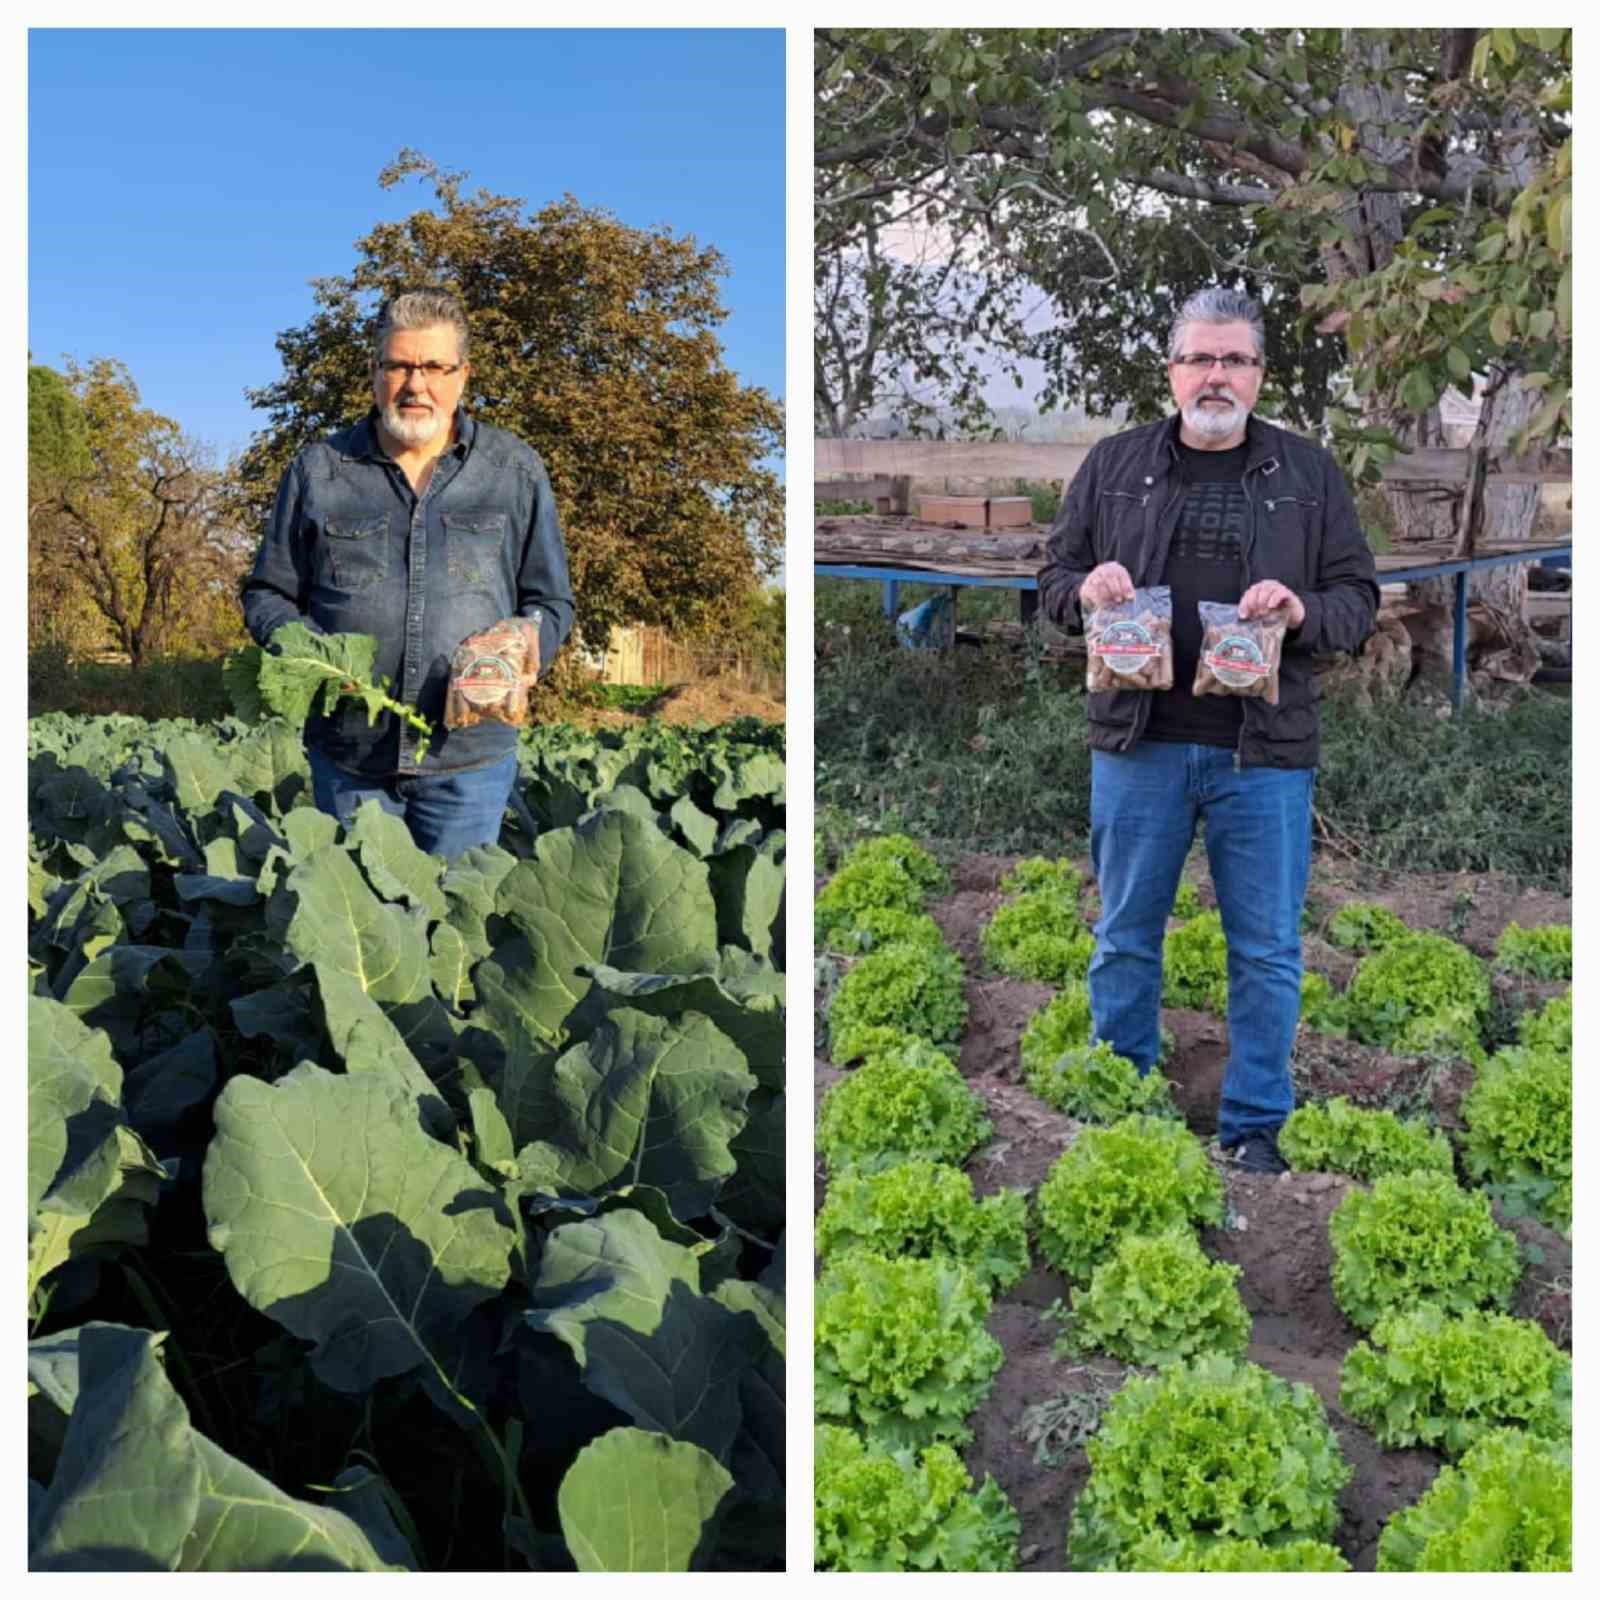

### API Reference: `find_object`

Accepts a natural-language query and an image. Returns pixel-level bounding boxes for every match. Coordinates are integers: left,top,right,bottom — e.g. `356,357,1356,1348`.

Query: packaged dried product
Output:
1193,601,1291,704
444,616,542,728
1085,586,1175,692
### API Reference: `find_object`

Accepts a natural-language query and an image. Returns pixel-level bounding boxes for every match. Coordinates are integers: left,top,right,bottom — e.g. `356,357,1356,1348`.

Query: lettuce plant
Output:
1025,1041,1177,1123
1377,1427,1572,1572
1161,911,1228,1013
1344,931,1489,1060
815,861,928,946
1019,984,1093,1080
1169,879,1203,922
1279,1096,1453,1182
1340,1304,1571,1456
981,891,1094,982
827,942,967,1060
1298,971,1348,1034
844,833,949,896
1518,989,1571,1054
1328,1170,1521,1331
1460,1044,1572,1233
1493,921,1572,980
1066,1353,1352,1572
814,1251,1003,1451
1325,899,1409,952
815,1159,1029,1294
822,906,946,957
999,856,1083,899
1058,1229,1250,1367
1124,1534,1350,1572
814,1424,1020,1572
816,1038,992,1174
1035,1116,1224,1282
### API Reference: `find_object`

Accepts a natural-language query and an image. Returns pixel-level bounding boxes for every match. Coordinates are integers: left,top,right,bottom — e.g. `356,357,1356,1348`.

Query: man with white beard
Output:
1038,287,1378,1174
241,290,574,856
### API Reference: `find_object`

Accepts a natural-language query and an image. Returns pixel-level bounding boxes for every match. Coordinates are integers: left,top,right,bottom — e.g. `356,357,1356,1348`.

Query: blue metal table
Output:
817,541,1571,709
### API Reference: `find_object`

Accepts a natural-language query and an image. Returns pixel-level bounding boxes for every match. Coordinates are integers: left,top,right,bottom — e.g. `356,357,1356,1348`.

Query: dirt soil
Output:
814,850,1571,1572
567,677,785,729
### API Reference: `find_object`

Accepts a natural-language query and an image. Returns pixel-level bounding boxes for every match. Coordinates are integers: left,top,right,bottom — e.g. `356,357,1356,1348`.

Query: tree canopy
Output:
816,27,1570,481
237,151,784,644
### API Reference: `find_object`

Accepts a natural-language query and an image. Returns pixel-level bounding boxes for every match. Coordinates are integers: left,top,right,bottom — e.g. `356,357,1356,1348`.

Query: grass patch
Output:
29,647,235,722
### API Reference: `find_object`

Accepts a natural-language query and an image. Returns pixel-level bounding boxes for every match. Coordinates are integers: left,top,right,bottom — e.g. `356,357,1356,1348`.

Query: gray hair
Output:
373,290,470,365
1168,287,1266,361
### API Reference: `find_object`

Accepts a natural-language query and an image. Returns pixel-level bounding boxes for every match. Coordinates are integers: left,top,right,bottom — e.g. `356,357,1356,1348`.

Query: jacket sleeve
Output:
1292,450,1380,655
1038,445,1099,629
238,458,325,643
513,454,576,679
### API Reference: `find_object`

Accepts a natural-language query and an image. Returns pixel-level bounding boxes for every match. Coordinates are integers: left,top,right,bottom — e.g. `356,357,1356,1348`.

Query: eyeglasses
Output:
1170,353,1262,371
376,360,465,382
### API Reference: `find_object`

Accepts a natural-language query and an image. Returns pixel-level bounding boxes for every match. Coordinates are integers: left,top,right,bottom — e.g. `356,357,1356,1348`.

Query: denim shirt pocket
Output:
444,510,511,596
321,513,390,594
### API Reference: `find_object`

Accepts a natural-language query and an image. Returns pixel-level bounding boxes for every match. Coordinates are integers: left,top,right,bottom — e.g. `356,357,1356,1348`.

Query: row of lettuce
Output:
812,834,1572,1573
29,712,785,1572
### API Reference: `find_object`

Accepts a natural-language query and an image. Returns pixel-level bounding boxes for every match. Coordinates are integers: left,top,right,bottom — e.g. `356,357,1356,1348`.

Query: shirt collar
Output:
355,404,476,462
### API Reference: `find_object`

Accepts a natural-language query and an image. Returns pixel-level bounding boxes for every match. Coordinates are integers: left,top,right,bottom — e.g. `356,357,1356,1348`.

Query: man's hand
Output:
1079,561,1136,611
1239,580,1305,628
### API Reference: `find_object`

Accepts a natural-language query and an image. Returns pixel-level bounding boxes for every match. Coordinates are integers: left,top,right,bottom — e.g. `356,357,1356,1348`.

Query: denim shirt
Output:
240,407,575,776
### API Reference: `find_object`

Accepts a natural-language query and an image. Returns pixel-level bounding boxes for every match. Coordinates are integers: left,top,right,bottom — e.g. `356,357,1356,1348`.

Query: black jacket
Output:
1039,414,1379,769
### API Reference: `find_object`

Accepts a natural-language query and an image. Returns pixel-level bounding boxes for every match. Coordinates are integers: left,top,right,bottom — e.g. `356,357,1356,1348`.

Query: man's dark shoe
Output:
1226,1130,1289,1175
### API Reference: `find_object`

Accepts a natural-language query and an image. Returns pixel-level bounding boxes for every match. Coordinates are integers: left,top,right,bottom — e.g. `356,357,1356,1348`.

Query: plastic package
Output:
1085,586,1175,691
444,617,542,728
1193,601,1290,704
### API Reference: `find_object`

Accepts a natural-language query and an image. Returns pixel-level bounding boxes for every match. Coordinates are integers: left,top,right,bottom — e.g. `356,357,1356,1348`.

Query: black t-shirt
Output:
1144,441,1248,748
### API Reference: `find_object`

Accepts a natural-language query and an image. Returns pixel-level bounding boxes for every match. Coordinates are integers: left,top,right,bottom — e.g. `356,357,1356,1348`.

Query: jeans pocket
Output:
323,514,390,593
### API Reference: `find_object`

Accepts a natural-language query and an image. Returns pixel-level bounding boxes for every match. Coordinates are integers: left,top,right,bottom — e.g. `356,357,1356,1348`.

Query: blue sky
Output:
28,28,785,462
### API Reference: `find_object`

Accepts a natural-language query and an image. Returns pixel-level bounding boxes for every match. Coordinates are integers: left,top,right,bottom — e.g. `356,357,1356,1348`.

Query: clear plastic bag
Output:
444,617,542,729
1085,585,1175,692
1193,601,1290,704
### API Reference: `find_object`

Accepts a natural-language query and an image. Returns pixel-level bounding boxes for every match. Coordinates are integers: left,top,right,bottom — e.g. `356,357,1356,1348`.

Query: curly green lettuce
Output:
1161,911,1229,1014
1125,1534,1350,1572
981,891,1094,983
1377,1427,1571,1572
1019,984,1093,1074
1279,1095,1453,1182
999,856,1083,899
1344,931,1489,1061
1328,1170,1521,1331
1066,1353,1352,1572
1340,1304,1571,1457
1460,1044,1572,1233
1025,1041,1178,1124
814,1252,1003,1452
1298,971,1349,1034
1325,899,1409,952
1518,989,1571,1055
814,1424,1020,1572
815,1159,1029,1294
827,942,967,1061
822,906,947,957
1493,921,1572,981
1035,1116,1224,1283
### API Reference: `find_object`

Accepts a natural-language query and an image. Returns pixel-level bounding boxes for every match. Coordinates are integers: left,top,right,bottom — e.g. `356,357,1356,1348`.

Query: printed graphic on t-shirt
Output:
1170,481,1248,565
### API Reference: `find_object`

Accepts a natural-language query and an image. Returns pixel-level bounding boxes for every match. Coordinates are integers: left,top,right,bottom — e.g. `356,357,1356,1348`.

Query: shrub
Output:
1376,1427,1572,1572
1059,1229,1251,1368
1326,899,1409,952
1344,931,1490,1060
1340,1304,1571,1456
1124,1534,1350,1572
1298,970,1348,1033
827,942,967,1061
814,1252,1004,1451
981,892,1094,982
1035,1116,1225,1282
1161,911,1228,1014
1328,1170,1522,1331
1019,984,1093,1080
1025,1041,1178,1124
823,907,946,957
1279,1096,1454,1182
815,1159,1029,1294
999,856,1083,899
817,1038,992,1174
1460,1044,1572,1233
814,1424,1020,1572
1493,921,1572,980
1518,989,1571,1054
1066,1353,1352,1572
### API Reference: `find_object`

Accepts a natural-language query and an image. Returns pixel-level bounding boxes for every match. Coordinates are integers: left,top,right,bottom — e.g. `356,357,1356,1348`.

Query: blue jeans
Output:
1088,742,1314,1146
308,748,519,860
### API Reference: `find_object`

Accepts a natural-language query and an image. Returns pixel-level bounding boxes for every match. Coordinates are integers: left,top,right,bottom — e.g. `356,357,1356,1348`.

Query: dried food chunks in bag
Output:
1193,601,1290,705
1084,586,1175,692
444,616,542,728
